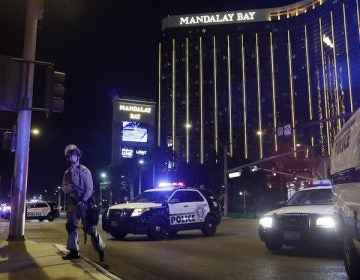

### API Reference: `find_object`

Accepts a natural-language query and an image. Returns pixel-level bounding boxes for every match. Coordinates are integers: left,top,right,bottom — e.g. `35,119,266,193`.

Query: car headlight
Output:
259,216,273,228
315,216,335,228
131,208,151,217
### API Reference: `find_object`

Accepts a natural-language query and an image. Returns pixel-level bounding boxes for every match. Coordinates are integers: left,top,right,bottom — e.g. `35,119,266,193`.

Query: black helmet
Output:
64,144,82,158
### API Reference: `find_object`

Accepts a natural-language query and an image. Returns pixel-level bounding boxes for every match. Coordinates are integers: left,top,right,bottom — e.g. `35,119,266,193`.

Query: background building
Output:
157,0,360,198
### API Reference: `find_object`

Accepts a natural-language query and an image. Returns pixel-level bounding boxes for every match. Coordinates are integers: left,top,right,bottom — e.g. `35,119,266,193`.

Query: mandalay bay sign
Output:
180,12,256,25
162,9,270,30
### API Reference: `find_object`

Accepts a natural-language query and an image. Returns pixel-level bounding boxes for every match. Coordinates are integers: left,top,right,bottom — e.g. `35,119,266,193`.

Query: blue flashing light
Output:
312,179,331,186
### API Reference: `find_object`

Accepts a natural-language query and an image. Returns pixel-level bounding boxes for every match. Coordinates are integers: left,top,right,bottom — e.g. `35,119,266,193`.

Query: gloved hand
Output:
77,200,86,208
62,184,73,193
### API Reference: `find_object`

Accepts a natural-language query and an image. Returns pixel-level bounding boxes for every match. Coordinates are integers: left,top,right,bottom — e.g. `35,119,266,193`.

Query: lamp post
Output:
99,172,107,213
185,122,231,217
138,159,144,195
223,144,229,217
57,186,61,209
239,191,246,214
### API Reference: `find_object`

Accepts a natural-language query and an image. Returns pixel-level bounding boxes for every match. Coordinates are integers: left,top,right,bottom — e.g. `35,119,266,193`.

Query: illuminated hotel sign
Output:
112,98,155,165
119,105,152,114
121,147,148,159
119,104,152,121
162,9,270,30
179,12,256,26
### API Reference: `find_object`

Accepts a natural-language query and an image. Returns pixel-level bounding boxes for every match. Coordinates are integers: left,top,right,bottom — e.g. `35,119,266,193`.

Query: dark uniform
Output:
62,145,106,261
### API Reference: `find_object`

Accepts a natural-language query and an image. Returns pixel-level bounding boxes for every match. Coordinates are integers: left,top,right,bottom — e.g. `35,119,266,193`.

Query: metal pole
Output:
8,0,43,240
108,188,112,206
152,164,155,187
138,169,142,195
322,156,329,179
223,144,228,217
99,183,103,213
57,189,61,209
63,193,66,212
243,191,246,214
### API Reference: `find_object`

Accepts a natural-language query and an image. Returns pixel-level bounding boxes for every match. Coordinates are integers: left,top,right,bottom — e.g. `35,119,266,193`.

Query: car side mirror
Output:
168,198,180,204
277,201,286,207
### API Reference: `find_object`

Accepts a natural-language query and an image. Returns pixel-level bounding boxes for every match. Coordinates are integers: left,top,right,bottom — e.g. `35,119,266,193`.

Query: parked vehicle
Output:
1,201,60,222
103,186,221,240
331,108,360,279
258,183,337,252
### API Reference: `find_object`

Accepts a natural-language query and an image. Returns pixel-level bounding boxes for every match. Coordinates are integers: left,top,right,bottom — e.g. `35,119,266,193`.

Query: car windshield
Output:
131,190,174,203
286,189,333,206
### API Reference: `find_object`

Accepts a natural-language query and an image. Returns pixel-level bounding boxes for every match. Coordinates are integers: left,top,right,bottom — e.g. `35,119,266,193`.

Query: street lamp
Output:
30,127,40,136
185,122,231,217
57,186,61,210
138,159,145,195
99,172,108,213
239,191,246,214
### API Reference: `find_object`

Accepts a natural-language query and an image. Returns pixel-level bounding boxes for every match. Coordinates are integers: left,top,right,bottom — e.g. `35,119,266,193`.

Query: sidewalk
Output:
0,238,121,280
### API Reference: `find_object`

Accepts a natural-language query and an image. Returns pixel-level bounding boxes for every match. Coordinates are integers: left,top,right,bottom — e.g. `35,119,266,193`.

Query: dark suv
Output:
102,187,221,240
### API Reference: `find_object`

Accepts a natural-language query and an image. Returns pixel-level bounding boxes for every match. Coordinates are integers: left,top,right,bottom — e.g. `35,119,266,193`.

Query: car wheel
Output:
265,240,282,252
202,215,217,236
344,233,360,279
47,214,54,222
168,231,178,237
147,217,167,240
110,231,127,240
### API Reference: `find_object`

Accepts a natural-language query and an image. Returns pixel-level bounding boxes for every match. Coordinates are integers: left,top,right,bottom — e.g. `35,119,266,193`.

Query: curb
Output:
54,244,122,280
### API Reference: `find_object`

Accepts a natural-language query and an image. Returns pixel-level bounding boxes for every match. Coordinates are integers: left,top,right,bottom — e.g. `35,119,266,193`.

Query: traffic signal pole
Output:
8,0,43,240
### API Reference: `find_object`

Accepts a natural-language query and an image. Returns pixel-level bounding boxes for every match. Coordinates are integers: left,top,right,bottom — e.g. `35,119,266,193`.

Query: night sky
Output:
0,0,298,200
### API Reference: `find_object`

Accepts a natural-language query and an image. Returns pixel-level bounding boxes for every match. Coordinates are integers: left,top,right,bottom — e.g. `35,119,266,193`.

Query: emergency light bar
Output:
311,179,331,186
157,182,185,188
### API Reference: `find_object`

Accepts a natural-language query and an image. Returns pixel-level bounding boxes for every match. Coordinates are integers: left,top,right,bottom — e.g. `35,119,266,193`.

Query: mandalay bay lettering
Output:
119,104,152,114
179,12,256,26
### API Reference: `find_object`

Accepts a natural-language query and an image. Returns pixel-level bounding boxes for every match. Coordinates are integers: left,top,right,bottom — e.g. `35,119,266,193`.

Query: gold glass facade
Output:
158,0,360,167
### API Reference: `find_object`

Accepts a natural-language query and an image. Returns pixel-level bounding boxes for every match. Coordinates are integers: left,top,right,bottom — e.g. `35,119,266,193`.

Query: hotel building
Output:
157,0,360,183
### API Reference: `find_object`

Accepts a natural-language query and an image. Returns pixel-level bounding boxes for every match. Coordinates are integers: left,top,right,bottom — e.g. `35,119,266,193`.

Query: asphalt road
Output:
6,217,349,280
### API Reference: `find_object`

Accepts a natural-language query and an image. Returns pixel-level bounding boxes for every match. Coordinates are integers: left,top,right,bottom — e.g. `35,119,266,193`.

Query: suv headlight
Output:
131,208,151,217
315,216,335,228
259,216,273,228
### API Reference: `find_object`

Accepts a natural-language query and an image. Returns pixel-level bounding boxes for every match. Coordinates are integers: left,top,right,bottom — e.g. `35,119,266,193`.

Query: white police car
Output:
1,201,60,222
102,186,222,240
258,184,338,252
26,201,60,221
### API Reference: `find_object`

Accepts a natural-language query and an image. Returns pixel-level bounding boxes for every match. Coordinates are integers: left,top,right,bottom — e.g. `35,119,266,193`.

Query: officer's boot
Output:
89,228,106,262
98,250,107,262
62,250,80,260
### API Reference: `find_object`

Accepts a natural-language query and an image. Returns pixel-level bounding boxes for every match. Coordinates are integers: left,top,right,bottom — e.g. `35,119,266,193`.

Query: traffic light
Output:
250,165,259,172
44,66,65,114
0,55,23,112
2,126,17,152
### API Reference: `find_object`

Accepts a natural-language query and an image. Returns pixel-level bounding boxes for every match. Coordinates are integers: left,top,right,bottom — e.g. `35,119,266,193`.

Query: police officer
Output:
61,144,106,262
